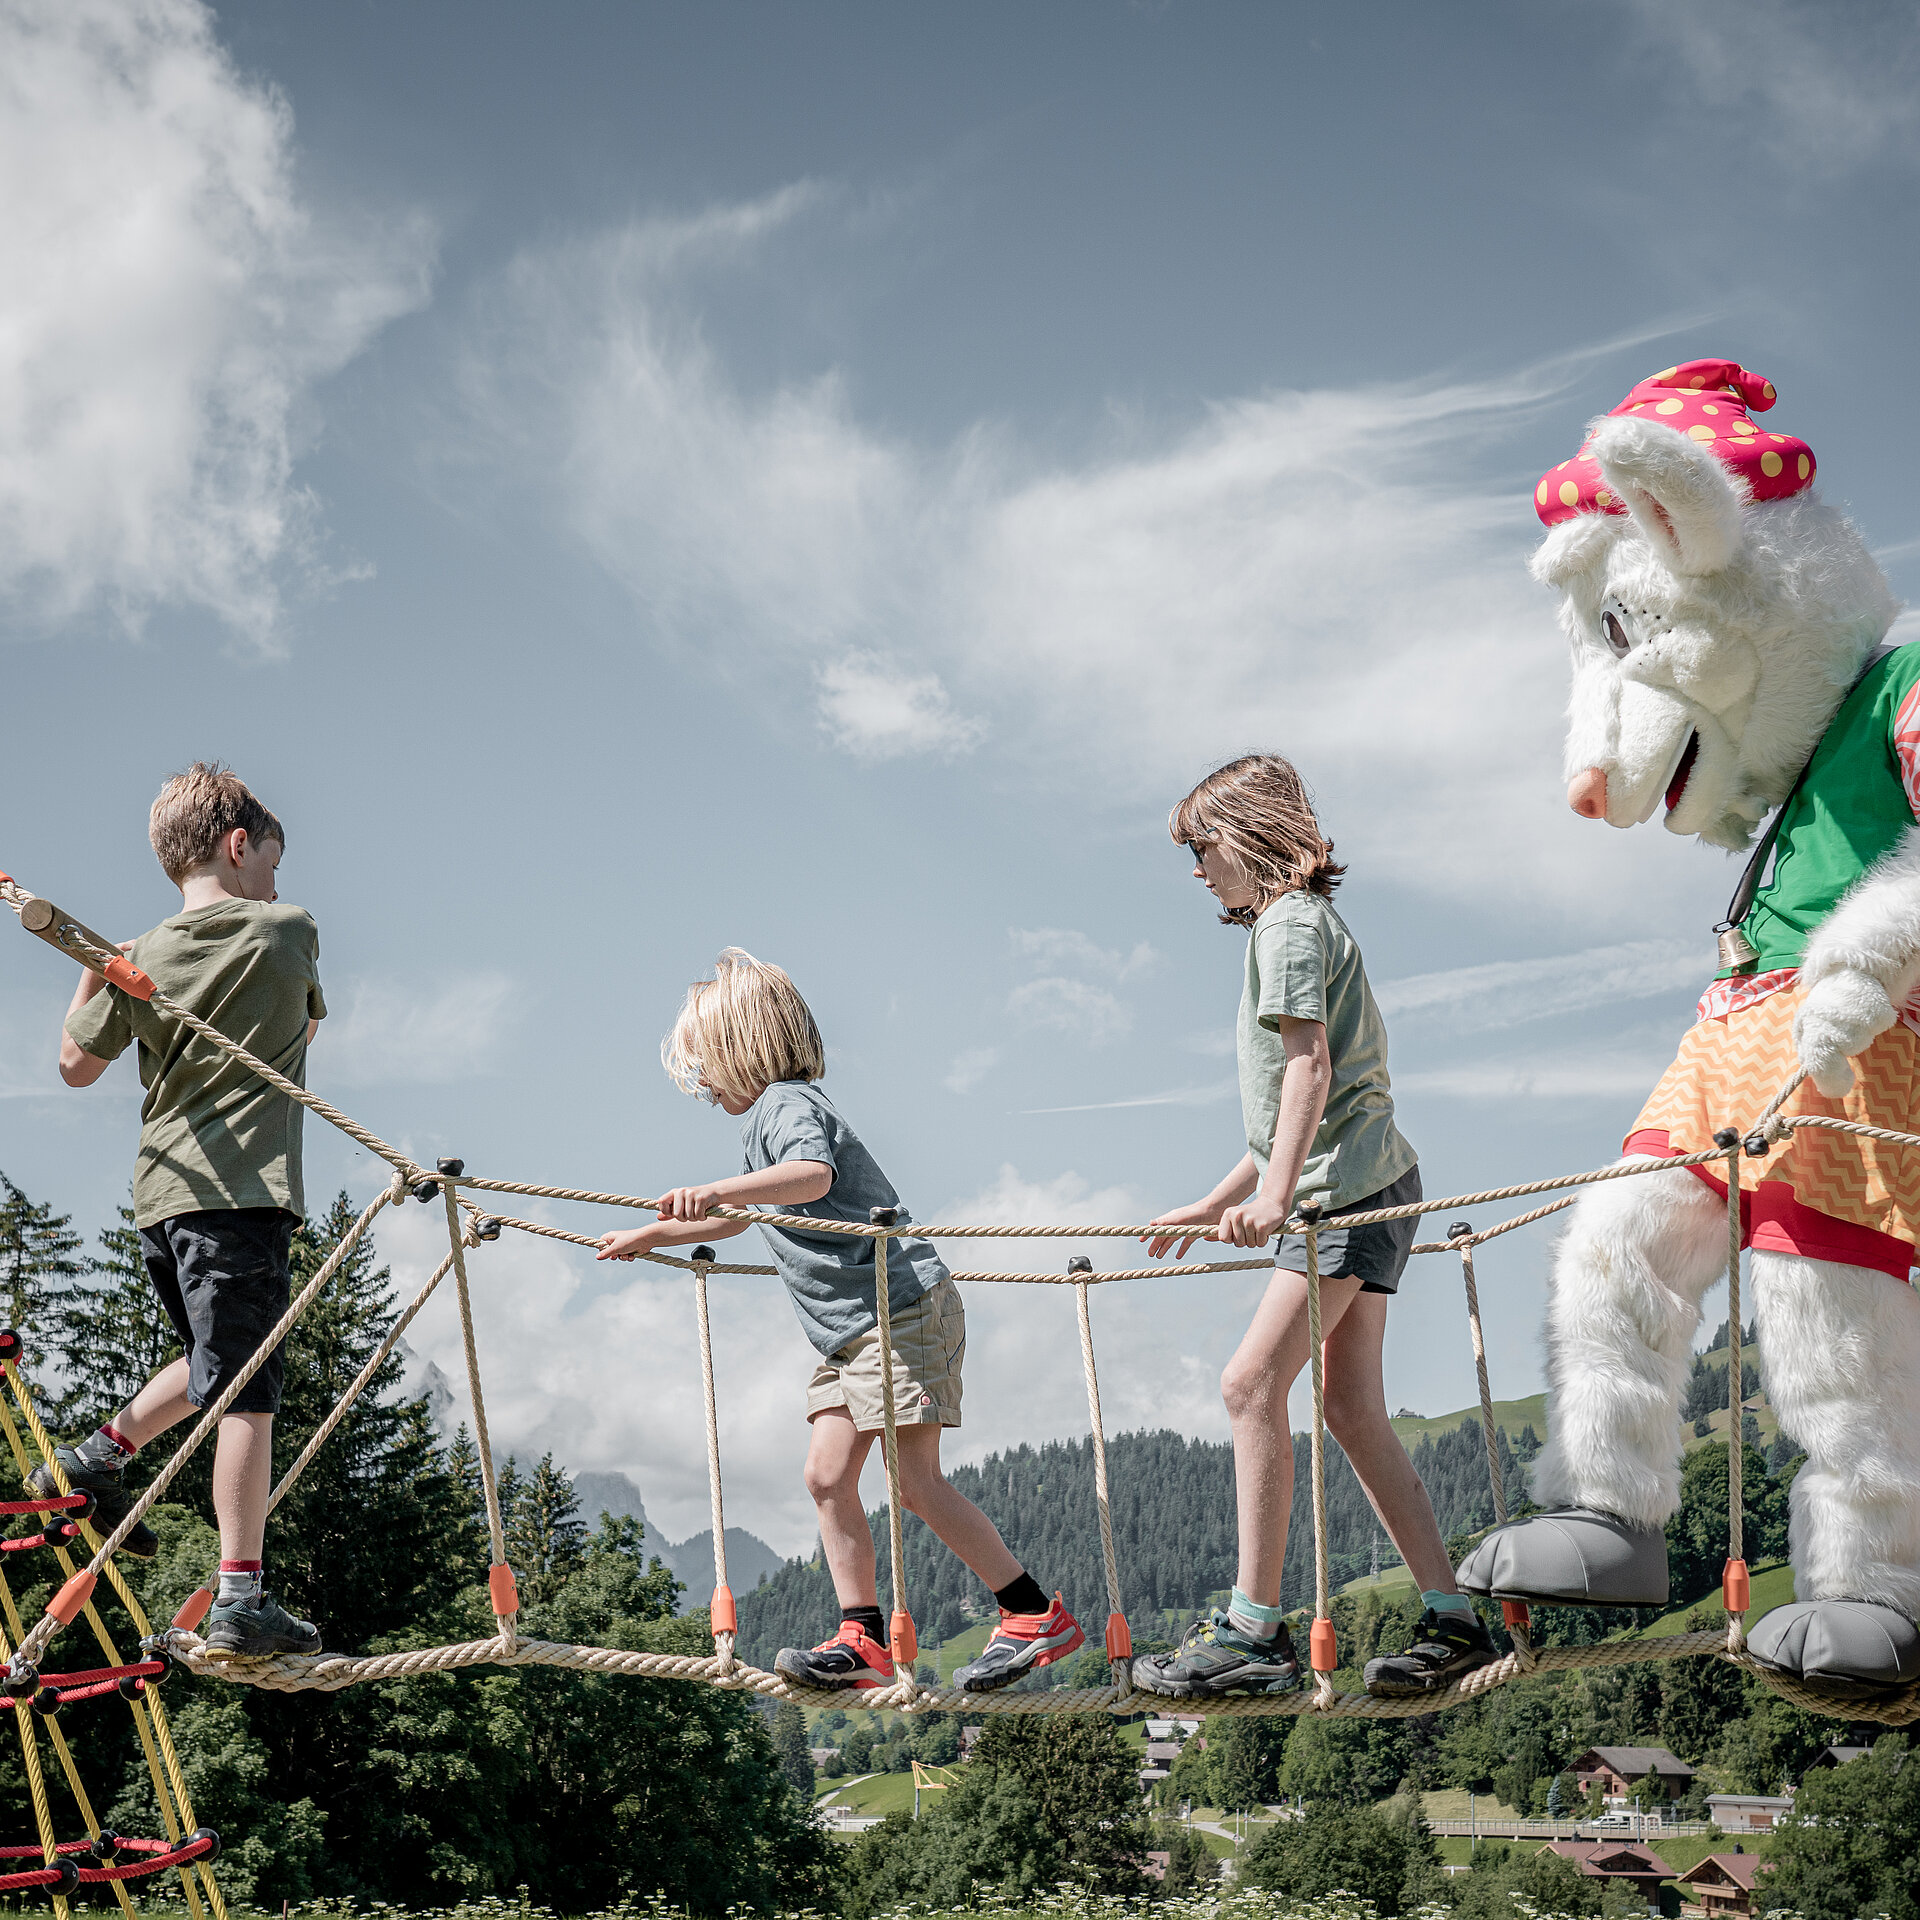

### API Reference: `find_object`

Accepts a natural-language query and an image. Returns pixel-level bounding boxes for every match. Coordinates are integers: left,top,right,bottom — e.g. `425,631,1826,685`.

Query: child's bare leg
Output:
1222,1268,1366,1607
804,1409,879,1604
112,1357,196,1445
1322,1292,1455,1593
892,1425,1021,1590
211,1413,273,1564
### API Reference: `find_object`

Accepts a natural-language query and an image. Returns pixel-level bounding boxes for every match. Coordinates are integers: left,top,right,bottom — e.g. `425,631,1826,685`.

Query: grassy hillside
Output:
1390,1394,1546,1451
1630,1558,1796,1638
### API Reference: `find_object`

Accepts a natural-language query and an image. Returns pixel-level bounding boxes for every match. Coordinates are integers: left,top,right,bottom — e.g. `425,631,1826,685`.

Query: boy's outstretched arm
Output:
58,957,120,1087
597,1215,754,1262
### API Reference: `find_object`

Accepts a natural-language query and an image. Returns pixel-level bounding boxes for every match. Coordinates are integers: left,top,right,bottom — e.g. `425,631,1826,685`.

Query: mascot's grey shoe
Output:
1455,1508,1669,1607
1744,1600,1920,1701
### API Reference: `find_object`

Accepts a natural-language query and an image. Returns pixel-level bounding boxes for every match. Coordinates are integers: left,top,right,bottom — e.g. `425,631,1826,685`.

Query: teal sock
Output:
1226,1588,1285,1640
1423,1589,1475,1616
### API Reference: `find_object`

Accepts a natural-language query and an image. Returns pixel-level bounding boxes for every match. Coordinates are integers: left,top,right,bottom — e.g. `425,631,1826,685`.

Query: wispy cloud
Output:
1628,0,1920,174
1375,939,1705,1036
321,972,517,1086
1009,928,1159,981
943,1045,1000,1095
455,195,1692,918
815,650,983,759
1021,1076,1236,1115
1394,1051,1679,1103
1006,976,1132,1046
0,0,432,645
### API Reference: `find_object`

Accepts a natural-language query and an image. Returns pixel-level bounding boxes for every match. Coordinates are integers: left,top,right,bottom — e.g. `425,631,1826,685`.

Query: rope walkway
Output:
4,868,1918,1760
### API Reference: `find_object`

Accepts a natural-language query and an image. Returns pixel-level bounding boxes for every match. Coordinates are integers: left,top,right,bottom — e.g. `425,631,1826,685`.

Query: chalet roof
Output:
1807,1744,1872,1769
1578,1745,1695,1778
1675,1854,1765,1892
1541,1841,1672,1878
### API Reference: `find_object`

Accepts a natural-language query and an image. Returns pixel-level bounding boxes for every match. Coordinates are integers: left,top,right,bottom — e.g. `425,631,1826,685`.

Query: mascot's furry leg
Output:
1743,1251,1920,1693
1457,1163,1728,1606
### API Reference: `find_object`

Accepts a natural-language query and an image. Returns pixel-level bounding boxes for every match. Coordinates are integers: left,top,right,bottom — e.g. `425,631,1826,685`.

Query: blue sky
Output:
3,0,1918,1556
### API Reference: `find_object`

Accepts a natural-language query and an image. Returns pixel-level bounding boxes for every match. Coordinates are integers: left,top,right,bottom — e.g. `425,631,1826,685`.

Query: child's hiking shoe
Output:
954,1594,1085,1692
200,1591,322,1660
25,1450,158,1559
1362,1606,1498,1697
773,1620,894,1691
1130,1609,1301,1698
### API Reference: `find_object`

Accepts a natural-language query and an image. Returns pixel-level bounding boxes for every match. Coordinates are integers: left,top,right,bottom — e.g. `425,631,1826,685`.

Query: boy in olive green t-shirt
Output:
46,764,326,1660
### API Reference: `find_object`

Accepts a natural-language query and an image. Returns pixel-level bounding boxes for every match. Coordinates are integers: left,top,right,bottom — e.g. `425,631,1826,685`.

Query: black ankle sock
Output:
842,1605,885,1640
994,1572,1049,1616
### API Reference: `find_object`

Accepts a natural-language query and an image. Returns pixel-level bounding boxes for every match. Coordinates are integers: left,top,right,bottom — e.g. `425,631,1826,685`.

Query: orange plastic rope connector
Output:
1104,1612,1132,1661
487,1563,519,1615
1501,1599,1531,1630
708,1585,737,1636
890,1609,917,1667
47,1570,96,1625
101,955,155,1001
1722,1558,1750,1612
171,1588,212,1632
1309,1617,1337,1673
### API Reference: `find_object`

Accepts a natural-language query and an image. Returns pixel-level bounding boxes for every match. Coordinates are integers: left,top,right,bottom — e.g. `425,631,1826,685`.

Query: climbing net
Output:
3,867,1917,1771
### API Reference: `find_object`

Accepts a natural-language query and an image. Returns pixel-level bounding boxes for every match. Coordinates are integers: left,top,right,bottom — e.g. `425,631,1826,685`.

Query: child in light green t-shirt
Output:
1131,753,1496,1702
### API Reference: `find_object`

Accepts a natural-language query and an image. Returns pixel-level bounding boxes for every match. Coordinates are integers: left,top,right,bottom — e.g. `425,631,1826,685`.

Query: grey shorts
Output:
140,1208,294,1415
1272,1165,1422,1296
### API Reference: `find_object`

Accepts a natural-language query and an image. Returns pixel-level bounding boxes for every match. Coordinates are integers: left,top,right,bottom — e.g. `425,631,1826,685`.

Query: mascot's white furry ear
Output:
1591,415,1745,577
1529,509,1619,591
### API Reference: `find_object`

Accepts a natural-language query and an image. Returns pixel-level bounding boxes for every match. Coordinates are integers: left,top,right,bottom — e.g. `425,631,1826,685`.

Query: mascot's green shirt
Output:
1733,641,1920,975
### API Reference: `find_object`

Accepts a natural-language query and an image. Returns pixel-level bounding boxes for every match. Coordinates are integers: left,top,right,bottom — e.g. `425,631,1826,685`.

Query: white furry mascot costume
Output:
1457,359,1920,1698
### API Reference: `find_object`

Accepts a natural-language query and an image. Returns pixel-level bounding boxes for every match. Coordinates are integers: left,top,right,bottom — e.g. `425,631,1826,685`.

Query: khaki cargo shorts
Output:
806,1275,964,1431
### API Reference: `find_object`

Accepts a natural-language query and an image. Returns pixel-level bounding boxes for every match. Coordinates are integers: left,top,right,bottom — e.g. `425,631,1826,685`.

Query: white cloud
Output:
459,196,1682,918
1006,976,1132,1045
320,972,517,1086
1629,0,1920,173
815,650,983,759
1394,1048,1681,1103
943,1046,1000,1095
1375,939,1706,1036
1009,928,1159,981
1022,1077,1236,1115
0,0,431,644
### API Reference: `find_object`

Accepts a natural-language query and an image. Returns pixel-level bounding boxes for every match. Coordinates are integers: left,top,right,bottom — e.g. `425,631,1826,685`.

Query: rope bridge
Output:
1,868,1914,1854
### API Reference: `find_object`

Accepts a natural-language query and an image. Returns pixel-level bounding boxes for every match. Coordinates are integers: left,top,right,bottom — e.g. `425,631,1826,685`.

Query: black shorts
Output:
140,1209,294,1415
1272,1165,1422,1296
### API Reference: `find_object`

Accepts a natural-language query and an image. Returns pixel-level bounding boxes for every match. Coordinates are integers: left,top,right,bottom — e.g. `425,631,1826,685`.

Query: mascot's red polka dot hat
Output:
1535,357,1816,525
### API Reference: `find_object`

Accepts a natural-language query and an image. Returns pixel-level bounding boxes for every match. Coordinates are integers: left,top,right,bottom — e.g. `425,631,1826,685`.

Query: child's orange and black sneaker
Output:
954,1591,1084,1692
774,1615,895,1691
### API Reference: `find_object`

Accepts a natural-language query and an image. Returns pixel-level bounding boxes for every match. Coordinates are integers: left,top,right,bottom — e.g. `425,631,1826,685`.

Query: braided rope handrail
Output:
11,870,1920,1726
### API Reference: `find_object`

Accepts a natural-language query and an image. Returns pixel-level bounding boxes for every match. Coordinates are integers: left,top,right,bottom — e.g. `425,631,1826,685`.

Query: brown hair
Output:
1169,754,1345,926
148,763,285,885
661,948,827,1103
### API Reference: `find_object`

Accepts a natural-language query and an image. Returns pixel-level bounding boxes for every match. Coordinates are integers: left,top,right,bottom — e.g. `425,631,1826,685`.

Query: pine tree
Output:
53,1203,180,1430
0,1171,85,1387
771,1699,815,1800
507,1451,587,1603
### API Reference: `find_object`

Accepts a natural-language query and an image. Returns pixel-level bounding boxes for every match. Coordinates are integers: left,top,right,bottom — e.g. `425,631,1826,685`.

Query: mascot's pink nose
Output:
1568,768,1609,820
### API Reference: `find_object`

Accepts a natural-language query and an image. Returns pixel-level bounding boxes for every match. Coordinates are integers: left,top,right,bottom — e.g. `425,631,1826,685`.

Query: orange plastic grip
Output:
1501,1599,1531,1630
1722,1558,1750,1612
890,1609,917,1667
488,1563,520,1615
1104,1612,1132,1661
1309,1617,1338,1673
172,1587,213,1632
102,955,155,1001
48,1570,96,1625
708,1585,737,1636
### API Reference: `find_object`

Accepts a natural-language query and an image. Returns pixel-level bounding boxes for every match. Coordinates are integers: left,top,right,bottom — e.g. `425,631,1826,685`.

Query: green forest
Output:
0,1171,1907,1920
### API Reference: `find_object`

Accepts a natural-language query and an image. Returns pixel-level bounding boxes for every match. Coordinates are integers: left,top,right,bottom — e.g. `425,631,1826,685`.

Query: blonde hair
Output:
662,948,826,1102
149,763,285,885
1169,754,1345,927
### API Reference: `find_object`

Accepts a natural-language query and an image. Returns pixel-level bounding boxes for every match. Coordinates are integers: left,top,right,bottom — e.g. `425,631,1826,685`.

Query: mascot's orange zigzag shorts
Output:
1629,982,1920,1280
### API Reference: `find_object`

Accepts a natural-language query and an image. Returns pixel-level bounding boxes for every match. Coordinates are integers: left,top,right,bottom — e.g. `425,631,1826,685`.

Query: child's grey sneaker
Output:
25,1449,158,1559
200,1591,322,1660
1130,1609,1301,1698
1363,1606,1499,1696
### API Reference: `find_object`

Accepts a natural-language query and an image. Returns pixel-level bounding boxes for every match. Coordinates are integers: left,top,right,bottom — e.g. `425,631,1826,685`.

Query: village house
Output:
1706,1790,1794,1833
1801,1742,1872,1775
1570,1745,1695,1804
1539,1839,1672,1902
1674,1850,1769,1918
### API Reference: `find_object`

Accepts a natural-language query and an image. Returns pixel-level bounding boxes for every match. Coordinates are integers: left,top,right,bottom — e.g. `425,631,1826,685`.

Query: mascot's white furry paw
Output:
1793,968,1896,1096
